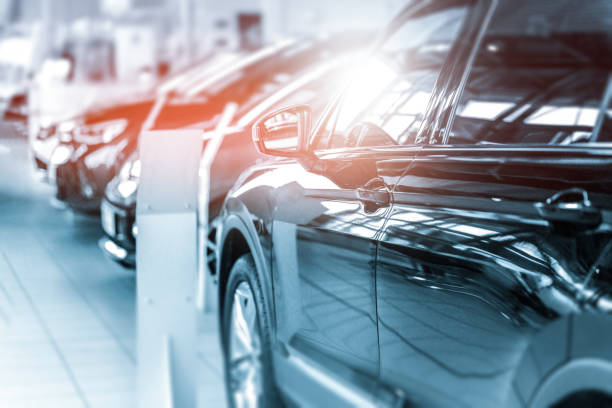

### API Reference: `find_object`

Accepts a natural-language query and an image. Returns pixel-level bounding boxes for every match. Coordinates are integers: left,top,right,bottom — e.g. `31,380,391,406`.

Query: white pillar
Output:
261,0,286,43
137,128,202,408
179,0,194,66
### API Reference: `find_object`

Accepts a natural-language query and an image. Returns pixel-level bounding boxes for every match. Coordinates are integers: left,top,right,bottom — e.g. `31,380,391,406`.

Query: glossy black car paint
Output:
54,101,153,212
216,0,612,406
220,146,612,406
377,146,612,407
100,125,262,267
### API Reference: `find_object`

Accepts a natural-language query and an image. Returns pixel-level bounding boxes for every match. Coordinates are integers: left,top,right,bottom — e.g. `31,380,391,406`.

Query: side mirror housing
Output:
252,104,311,158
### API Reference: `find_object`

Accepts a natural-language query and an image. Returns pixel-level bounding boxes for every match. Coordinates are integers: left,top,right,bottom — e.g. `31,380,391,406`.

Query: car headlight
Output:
117,179,138,199
58,120,77,133
82,140,124,168
39,117,55,129
129,158,141,179
60,120,80,143
116,157,140,199
74,119,128,144
50,144,73,166
119,157,141,181
36,123,57,141
37,120,78,142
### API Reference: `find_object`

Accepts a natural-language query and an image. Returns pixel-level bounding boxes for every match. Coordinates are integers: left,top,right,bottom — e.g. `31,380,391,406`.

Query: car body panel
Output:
216,151,411,399
218,146,612,408
39,100,153,207
216,0,612,405
217,195,277,333
377,146,612,407
266,162,382,375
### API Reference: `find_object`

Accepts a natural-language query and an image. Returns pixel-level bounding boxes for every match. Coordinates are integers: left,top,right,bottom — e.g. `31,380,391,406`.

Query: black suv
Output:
215,1,612,407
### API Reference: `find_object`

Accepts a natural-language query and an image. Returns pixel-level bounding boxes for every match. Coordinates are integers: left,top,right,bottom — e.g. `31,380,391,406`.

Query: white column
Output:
179,0,194,66
137,128,202,408
261,0,286,43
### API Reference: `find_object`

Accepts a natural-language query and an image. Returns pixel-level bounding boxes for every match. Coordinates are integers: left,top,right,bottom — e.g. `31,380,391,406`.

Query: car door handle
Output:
357,188,390,213
535,188,602,229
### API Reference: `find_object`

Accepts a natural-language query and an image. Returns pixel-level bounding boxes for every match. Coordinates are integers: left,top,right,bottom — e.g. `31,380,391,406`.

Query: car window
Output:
313,4,472,151
235,57,355,128
447,0,612,145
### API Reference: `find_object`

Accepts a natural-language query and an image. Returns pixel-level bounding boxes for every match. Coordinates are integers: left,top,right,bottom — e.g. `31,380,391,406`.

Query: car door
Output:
270,0,480,399
376,1,612,406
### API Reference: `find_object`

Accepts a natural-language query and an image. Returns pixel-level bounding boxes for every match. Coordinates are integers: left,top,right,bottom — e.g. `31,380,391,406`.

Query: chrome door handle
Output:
535,188,602,230
357,188,390,213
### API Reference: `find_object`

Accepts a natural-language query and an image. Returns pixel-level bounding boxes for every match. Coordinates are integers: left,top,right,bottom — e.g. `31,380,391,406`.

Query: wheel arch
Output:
509,314,612,407
530,358,612,407
216,202,274,334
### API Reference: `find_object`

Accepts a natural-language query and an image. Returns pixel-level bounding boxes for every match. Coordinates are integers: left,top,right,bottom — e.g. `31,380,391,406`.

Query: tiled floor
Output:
0,128,226,407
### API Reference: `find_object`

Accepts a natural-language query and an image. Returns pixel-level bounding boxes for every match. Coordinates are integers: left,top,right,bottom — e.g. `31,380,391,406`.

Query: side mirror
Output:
252,105,311,158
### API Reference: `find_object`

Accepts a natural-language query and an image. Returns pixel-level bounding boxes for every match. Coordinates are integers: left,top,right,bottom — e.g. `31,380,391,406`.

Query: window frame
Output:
438,0,612,148
307,0,483,154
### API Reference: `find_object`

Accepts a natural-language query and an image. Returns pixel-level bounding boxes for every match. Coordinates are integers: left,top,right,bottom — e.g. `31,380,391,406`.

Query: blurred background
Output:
0,1,406,407
0,0,405,135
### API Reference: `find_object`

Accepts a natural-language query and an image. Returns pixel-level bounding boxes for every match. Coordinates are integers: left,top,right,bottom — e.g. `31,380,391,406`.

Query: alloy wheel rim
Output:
228,281,262,408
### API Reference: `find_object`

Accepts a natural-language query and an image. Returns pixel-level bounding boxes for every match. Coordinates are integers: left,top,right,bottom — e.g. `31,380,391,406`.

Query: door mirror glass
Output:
252,104,311,157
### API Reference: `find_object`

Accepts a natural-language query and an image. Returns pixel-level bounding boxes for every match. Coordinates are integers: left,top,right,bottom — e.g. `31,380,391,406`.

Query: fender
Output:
216,195,276,332
509,314,612,407
531,358,612,407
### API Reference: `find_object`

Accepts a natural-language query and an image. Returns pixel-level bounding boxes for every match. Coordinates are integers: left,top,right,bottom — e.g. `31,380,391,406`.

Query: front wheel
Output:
222,254,280,408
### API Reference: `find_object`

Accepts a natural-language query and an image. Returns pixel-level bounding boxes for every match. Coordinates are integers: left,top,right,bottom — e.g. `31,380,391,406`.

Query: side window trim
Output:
308,87,344,149
307,0,436,150
414,0,492,145
591,73,612,143
436,0,498,145
438,0,612,147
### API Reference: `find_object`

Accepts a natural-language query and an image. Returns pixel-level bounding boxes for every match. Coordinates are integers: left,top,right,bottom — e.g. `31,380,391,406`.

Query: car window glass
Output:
314,5,471,150
236,58,354,127
447,0,612,145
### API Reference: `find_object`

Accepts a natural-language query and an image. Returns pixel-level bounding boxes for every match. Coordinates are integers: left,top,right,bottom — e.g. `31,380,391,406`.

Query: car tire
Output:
222,254,281,408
